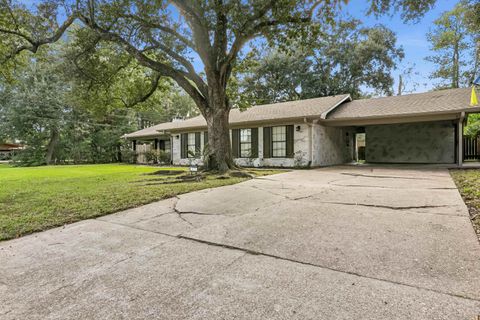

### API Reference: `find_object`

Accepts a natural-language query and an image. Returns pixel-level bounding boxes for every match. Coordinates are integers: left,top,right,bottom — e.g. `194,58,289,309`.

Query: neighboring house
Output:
0,143,23,160
123,88,480,167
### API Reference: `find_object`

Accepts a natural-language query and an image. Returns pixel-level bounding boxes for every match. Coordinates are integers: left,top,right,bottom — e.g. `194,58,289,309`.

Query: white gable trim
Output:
320,94,352,120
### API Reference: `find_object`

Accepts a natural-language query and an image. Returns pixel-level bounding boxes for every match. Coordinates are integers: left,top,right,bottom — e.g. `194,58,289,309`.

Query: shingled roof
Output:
124,88,477,139
124,94,350,138
327,87,474,120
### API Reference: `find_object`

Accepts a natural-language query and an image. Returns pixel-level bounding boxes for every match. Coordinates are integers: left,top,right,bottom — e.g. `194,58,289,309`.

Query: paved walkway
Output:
1,166,480,319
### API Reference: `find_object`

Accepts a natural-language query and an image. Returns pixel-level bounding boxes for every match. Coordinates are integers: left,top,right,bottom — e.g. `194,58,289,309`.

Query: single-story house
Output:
0,143,23,160
123,87,480,167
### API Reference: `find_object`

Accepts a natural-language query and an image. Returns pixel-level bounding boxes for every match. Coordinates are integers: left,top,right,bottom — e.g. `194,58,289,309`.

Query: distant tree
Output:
0,49,69,165
0,0,439,172
236,19,404,104
425,3,474,89
463,0,479,83
0,43,184,166
396,63,422,95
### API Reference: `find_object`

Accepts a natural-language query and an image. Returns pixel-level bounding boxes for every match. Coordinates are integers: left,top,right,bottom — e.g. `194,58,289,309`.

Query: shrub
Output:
121,149,137,164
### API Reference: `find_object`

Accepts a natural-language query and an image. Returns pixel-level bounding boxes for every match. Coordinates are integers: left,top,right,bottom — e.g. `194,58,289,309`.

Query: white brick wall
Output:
169,123,352,168
312,124,354,166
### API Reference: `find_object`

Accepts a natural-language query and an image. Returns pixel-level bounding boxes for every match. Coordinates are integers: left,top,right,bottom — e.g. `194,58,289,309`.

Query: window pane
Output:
240,143,251,157
272,141,286,157
188,133,195,145
272,126,286,142
240,129,251,143
187,133,196,158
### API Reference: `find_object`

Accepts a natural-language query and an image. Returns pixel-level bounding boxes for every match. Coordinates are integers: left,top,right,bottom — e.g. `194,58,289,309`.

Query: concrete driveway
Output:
1,166,480,319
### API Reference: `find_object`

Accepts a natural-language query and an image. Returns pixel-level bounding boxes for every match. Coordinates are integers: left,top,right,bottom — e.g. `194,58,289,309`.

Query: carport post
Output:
457,112,464,167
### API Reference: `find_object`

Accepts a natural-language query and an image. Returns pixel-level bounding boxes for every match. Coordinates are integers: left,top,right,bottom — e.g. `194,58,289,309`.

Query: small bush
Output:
144,150,171,164
121,149,137,164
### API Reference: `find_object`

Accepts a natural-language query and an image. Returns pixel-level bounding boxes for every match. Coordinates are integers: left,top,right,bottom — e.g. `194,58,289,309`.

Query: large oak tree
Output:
0,0,436,172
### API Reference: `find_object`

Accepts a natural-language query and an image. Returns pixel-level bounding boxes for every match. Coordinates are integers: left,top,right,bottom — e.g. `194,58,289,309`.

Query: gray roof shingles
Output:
124,94,350,138
124,88,477,139
327,87,473,120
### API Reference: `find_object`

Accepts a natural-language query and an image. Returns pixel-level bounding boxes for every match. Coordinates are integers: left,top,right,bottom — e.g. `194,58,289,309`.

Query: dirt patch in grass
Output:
145,169,185,176
450,169,480,241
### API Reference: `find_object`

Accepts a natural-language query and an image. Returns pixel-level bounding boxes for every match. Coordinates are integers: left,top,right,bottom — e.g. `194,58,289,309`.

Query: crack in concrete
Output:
340,172,433,180
319,202,455,211
328,183,457,190
135,211,175,223
93,218,479,303
48,282,75,294
175,211,195,227
176,235,480,303
173,196,226,217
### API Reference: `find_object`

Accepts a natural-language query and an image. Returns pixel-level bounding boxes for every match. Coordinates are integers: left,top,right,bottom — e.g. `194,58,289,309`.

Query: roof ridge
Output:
350,87,468,102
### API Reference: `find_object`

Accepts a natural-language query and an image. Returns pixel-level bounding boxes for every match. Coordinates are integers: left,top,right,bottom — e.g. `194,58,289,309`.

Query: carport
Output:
324,88,480,166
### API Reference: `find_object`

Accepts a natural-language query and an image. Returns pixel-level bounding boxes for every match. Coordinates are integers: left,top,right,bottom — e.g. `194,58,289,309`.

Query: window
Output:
272,126,287,157
240,129,252,158
187,133,196,158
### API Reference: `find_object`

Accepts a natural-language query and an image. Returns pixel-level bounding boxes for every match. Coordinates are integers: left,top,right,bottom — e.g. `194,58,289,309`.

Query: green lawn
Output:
450,169,480,239
0,163,281,241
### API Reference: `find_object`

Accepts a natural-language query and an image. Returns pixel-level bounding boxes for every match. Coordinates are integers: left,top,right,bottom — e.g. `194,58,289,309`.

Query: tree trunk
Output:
397,74,403,96
45,128,59,165
204,105,235,172
453,42,459,88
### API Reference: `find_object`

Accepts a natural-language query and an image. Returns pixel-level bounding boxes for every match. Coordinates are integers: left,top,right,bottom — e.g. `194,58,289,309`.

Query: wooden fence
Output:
463,136,480,160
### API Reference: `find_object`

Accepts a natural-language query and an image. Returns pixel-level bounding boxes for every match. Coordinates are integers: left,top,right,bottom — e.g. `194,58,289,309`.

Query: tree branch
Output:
171,0,213,71
123,73,162,108
119,13,195,49
80,16,208,111
142,35,208,97
1,13,78,61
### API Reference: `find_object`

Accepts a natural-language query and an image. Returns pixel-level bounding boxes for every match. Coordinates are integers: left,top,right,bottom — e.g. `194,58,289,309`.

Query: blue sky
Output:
342,0,459,94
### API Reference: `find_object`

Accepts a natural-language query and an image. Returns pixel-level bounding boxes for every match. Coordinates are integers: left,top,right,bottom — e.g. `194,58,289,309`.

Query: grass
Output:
450,169,480,240
0,163,283,241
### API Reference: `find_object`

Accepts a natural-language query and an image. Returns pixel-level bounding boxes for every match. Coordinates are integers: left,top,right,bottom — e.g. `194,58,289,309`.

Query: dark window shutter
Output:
195,132,201,156
159,140,165,151
232,129,240,158
286,125,294,158
154,138,159,150
263,127,272,158
203,131,208,148
251,128,258,157
181,133,188,158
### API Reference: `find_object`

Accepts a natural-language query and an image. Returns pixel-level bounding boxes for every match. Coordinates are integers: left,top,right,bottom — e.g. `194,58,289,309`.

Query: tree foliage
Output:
425,2,477,89
0,42,197,166
236,19,403,104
